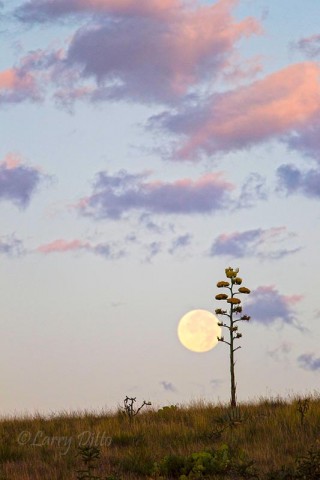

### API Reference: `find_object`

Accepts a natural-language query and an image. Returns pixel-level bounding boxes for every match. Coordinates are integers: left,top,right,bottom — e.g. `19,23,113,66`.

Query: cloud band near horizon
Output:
209,227,301,259
77,170,234,219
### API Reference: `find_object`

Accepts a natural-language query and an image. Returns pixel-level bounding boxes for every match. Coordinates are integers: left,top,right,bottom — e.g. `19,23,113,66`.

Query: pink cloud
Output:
0,68,33,90
78,170,235,219
209,227,301,259
246,285,305,331
16,0,182,21
0,64,41,104
15,0,260,105
258,286,303,308
0,67,40,104
8,0,263,108
153,62,320,158
1,153,22,170
283,293,304,305
37,238,126,259
0,48,66,106
37,239,88,253
0,70,19,89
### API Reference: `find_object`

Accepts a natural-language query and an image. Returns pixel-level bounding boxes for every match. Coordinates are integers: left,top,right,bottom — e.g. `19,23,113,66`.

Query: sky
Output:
1,0,320,417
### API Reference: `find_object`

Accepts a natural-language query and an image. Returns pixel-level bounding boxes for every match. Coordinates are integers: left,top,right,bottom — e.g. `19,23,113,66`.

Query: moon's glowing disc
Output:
177,310,221,353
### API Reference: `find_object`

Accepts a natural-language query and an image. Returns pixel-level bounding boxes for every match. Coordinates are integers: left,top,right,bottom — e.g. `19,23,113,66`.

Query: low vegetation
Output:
0,393,320,479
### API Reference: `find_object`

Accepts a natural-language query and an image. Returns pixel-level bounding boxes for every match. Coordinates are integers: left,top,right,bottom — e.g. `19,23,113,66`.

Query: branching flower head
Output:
227,297,241,304
215,308,227,315
238,287,251,294
225,267,239,278
215,293,228,300
233,306,242,313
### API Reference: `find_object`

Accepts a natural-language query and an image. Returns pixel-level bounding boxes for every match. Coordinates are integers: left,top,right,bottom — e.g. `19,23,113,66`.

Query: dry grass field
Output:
0,392,320,479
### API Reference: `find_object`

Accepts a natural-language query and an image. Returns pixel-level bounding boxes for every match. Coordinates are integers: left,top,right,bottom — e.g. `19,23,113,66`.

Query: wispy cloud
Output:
210,379,223,388
37,239,88,253
0,66,41,104
237,173,268,208
160,381,177,392
298,353,320,371
37,234,194,263
0,153,44,207
277,164,320,199
139,214,166,234
285,114,320,162
267,342,292,362
77,170,234,220
293,34,320,58
144,241,162,263
0,234,25,257
0,48,68,106
37,238,125,259
168,233,192,254
209,227,300,259
245,285,305,331
150,62,320,159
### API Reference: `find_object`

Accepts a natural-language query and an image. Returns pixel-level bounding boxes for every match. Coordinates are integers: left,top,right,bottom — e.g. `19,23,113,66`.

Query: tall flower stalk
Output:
215,267,251,408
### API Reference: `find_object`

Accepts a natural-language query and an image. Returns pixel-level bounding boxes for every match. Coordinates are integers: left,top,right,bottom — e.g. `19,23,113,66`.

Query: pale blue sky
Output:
1,0,320,416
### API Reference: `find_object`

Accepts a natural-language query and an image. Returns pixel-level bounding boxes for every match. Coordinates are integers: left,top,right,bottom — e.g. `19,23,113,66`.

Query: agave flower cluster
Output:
214,267,251,407
215,268,251,314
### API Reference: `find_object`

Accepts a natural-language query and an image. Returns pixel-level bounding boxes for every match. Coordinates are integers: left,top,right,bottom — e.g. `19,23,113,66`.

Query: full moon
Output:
177,310,221,353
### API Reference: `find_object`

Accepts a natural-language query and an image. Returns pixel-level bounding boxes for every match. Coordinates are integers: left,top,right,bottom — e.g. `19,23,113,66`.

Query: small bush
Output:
264,465,295,480
155,443,259,479
121,448,154,476
295,443,320,479
157,405,178,420
156,453,186,477
156,444,231,478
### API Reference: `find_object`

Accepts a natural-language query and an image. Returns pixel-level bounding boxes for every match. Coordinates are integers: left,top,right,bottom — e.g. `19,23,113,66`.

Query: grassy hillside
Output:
0,393,320,479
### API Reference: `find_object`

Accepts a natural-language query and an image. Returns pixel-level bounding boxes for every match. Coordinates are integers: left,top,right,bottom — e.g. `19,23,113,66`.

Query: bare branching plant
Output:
297,397,310,426
122,396,151,421
215,267,251,408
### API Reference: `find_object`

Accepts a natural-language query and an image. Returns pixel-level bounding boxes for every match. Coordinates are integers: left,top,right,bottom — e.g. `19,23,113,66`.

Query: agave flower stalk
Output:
215,267,251,408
